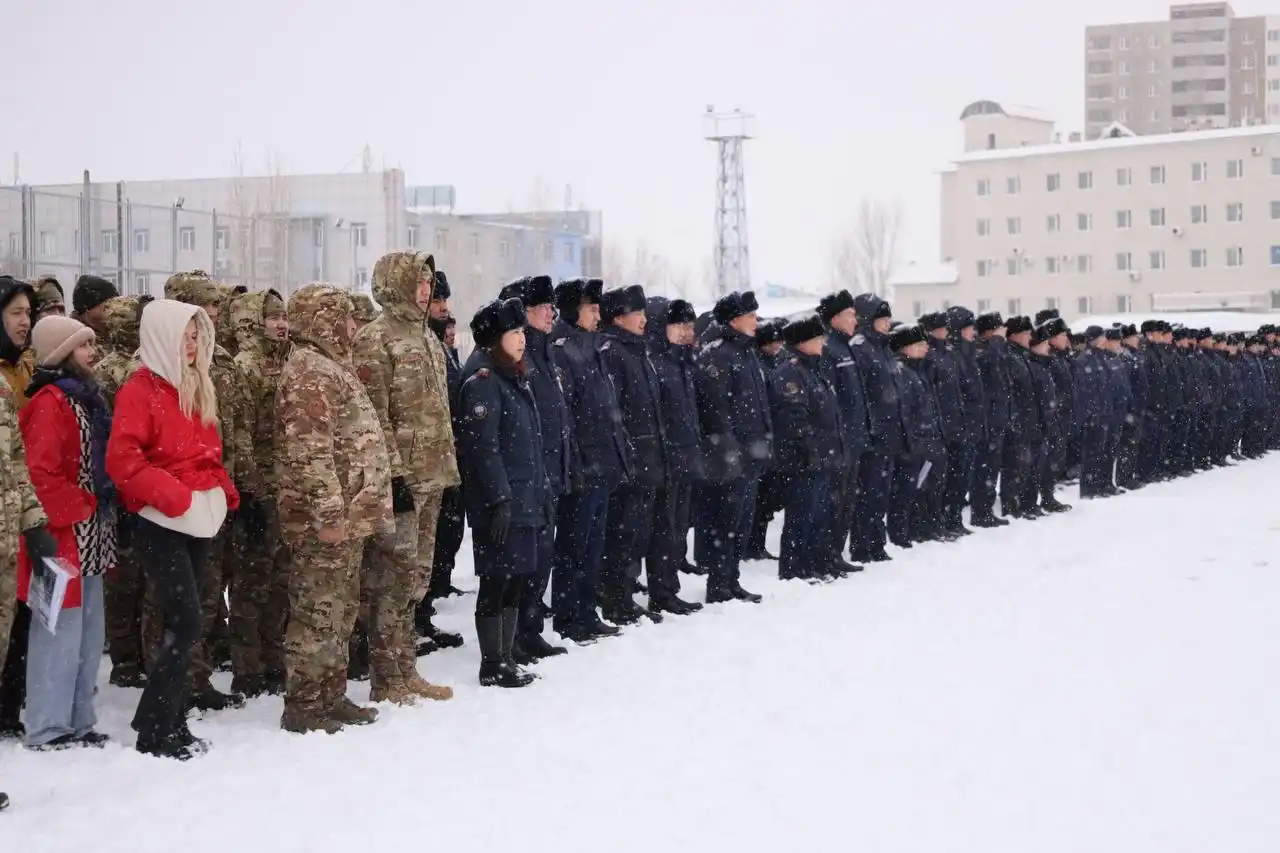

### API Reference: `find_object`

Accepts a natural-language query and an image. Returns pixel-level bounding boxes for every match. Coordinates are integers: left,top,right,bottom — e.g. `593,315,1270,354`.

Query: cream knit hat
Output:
31,315,96,367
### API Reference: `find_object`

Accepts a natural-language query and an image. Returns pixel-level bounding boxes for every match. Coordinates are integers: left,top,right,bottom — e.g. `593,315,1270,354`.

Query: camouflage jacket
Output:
232,290,289,494
276,284,392,541
94,296,147,408
351,251,459,489
0,383,47,574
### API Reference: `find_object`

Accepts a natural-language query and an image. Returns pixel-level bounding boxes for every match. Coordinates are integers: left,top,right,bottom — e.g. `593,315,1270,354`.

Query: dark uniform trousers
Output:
518,495,558,637
943,439,976,527
647,482,692,603
971,431,1005,520
851,453,892,559
1080,418,1111,497
779,471,836,581
550,487,610,632
428,485,465,599
830,457,861,564
600,486,656,611
697,477,757,591
1000,435,1034,516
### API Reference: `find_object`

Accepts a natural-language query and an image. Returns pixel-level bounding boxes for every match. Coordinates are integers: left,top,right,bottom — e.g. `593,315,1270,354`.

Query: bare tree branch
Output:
829,196,905,300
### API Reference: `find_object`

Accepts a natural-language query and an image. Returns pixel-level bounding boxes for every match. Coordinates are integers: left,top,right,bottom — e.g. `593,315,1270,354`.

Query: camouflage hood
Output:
288,283,355,363
31,277,65,317
164,270,221,307
351,293,380,323
216,284,247,353
371,251,433,324
101,296,149,355
232,289,289,359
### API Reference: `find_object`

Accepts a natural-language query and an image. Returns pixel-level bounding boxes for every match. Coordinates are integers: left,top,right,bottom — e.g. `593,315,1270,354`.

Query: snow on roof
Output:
888,260,959,287
1073,311,1279,334
959,100,1053,123
954,123,1280,164
1001,103,1054,123
1096,120,1137,140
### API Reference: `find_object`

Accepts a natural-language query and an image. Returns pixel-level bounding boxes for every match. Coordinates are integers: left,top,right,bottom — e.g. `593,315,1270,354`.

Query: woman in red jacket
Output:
107,298,238,761
18,316,114,750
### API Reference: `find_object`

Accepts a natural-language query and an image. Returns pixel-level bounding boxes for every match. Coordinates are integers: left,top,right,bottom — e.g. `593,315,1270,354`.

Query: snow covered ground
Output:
5,458,1280,852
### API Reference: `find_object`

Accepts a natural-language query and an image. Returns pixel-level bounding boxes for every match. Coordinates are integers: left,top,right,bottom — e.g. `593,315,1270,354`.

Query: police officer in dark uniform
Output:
1117,324,1148,488
744,317,790,561
1027,324,1067,514
946,307,986,533
770,313,846,582
920,312,967,535
694,291,770,604
971,312,1011,527
849,293,903,561
819,290,870,571
1038,312,1076,489
1001,316,1039,519
887,324,947,545
496,276,572,662
549,279,627,643
1075,326,1114,498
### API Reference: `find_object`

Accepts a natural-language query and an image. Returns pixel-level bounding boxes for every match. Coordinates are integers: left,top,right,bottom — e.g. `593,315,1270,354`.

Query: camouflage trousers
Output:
360,485,442,689
229,502,291,679
105,530,146,674
285,535,364,715
0,559,14,675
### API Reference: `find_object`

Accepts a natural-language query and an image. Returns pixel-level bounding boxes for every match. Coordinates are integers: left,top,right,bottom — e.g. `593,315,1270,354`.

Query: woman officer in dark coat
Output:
457,297,550,689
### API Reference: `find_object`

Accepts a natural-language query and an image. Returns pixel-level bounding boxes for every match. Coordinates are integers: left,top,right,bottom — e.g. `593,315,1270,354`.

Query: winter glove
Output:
544,495,556,528
23,525,58,565
489,502,511,546
238,492,270,535
391,477,415,515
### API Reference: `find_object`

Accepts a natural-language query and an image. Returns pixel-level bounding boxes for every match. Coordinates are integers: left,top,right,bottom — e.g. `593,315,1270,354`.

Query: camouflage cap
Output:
350,292,380,322
31,276,66,315
164,270,221,307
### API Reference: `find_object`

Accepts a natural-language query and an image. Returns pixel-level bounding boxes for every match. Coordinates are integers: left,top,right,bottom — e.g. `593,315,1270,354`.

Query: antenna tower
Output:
703,107,755,299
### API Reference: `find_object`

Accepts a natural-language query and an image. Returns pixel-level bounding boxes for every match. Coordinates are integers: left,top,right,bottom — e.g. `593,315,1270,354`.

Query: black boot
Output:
476,614,534,688
0,791,8,811
186,682,246,712
515,632,568,660
651,595,702,615
109,665,148,689
422,617,465,649
502,609,538,680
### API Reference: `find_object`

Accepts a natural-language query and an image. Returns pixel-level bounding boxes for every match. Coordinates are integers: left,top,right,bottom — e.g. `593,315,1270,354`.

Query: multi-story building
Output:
891,100,1280,320
0,170,600,324
1085,2,1280,139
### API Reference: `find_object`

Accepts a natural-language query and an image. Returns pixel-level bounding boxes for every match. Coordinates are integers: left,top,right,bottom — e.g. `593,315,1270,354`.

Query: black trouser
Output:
1116,417,1144,486
1000,433,1033,516
943,439,975,528
518,496,558,637
477,575,527,617
971,430,1004,520
600,485,656,611
831,457,861,563
647,482,691,603
1080,419,1111,497
428,486,465,599
745,471,785,558
131,518,211,744
0,603,30,731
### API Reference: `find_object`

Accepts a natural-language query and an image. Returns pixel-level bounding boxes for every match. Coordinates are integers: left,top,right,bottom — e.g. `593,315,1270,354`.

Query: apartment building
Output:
1084,2,1280,139
892,100,1280,320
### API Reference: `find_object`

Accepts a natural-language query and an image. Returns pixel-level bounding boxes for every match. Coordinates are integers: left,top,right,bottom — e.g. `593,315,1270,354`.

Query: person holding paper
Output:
18,316,115,750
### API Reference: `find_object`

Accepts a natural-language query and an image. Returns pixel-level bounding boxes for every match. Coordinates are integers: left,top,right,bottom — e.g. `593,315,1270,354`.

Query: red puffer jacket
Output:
107,367,239,518
16,385,99,609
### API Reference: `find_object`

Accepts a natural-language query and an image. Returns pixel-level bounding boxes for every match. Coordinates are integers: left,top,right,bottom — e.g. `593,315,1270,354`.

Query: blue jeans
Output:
24,575,105,746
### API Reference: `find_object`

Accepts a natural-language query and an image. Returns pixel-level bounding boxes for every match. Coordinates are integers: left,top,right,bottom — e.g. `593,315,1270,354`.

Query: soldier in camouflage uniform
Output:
277,283,392,733
163,272,258,710
351,293,380,332
352,251,458,703
30,277,67,322
216,284,248,357
228,288,292,696
94,296,153,688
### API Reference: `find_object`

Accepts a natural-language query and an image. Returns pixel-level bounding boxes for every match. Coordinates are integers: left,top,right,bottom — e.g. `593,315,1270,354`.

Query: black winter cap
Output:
667,299,697,326
1104,327,1122,341
1085,325,1105,341
601,285,647,322
471,297,526,347
975,312,1004,335
713,290,759,326
433,270,451,301
72,274,118,315
500,275,554,308
1140,320,1159,334
817,289,855,322
1006,315,1033,336
1038,317,1069,339
757,317,789,345
1034,308,1061,326
1121,324,1139,338
782,313,826,346
1260,324,1277,335
1069,332,1085,346
946,306,976,333
1030,325,1049,347
889,323,927,351
919,311,948,332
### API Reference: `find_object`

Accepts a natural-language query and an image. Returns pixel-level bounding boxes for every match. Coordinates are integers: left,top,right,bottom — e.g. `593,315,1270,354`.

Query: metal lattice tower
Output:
703,108,755,299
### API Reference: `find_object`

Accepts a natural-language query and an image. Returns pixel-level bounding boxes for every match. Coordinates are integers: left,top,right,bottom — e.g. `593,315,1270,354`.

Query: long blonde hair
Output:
179,314,219,427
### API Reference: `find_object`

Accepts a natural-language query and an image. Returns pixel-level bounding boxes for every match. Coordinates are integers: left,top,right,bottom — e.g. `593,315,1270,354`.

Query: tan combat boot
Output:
369,678,420,706
281,704,345,735
329,696,379,726
402,669,454,701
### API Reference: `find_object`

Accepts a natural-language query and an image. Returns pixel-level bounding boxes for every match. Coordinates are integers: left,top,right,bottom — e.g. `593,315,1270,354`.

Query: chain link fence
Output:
0,184,298,297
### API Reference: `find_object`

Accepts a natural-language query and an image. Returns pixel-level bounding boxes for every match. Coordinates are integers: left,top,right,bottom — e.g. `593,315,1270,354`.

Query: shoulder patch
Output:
306,397,329,421
785,381,800,396
356,365,372,384
472,403,488,419
852,334,866,345
705,364,720,378
475,367,491,379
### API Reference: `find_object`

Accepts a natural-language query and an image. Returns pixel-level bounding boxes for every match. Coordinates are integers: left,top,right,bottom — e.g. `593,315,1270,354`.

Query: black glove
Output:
24,525,58,564
489,502,511,546
391,477,415,514
544,495,556,528
238,492,269,534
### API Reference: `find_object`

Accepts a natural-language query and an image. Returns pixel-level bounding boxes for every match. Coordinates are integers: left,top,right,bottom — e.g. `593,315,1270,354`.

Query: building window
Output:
1077,254,1093,273
1006,217,1021,236
1272,80,1280,92
1117,85,1129,100
1243,30,1255,44
1149,35,1160,48
1046,173,1060,192
976,259,995,277
1150,165,1166,185
1115,251,1133,272
1191,248,1208,268
977,178,992,196
1149,59,1160,73
1117,167,1132,186
435,228,449,251
976,218,991,236
1273,157,1280,176
1006,257,1020,276
313,222,325,248
1007,298,1021,315
1271,200,1280,220
1077,213,1093,232
987,133,996,150
1149,250,1166,270
1272,246,1280,265
470,233,481,258
1077,296,1092,314
1045,297,1060,311
1116,209,1132,229
1150,207,1166,227
1272,55,1280,67
1191,161,1207,182
499,239,510,258
1116,295,1131,312
215,227,229,250
99,230,118,256
1006,176,1021,195
1191,204,1208,224
38,232,55,257
1227,246,1244,267
1242,55,1255,70
133,229,150,254
134,273,148,293
1226,158,1243,179
1150,109,1160,122
1118,60,1131,75
1046,213,1061,233
178,227,196,252
1118,36,1129,50
1118,109,1129,123
357,268,369,289
1147,84,1158,98
912,300,924,317
1046,257,1060,274
543,241,554,263
1243,81,1255,95
1270,29,1280,41
407,225,419,249
1227,202,1244,222
351,223,367,248
977,299,991,313
1078,171,1093,189
563,243,574,263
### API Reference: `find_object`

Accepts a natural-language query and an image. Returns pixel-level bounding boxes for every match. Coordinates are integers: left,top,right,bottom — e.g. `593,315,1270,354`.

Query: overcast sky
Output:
3,0,1268,293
